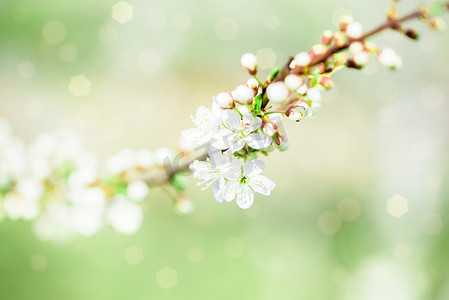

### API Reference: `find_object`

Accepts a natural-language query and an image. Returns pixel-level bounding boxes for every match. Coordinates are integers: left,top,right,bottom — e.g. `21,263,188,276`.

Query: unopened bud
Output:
263,122,277,136
240,53,258,75
378,48,403,70
364,41,378,53
321,30,334,46
346,57,360,69
174,194,194,215
404,28,419,40
334,31,348,48
294,52,311,67
297,85,308,95
246,78,259,91
428,16,447,31
319,76,334,90
387,5,398,21
307,88,322,108
266,82,290,103
284,74,305,91
349,41,365,55
286,101,310,122
339,15,354,31
353,51,370,66
216,92,235,109
310,44,325,58
232,85,254,105
346,21,363,39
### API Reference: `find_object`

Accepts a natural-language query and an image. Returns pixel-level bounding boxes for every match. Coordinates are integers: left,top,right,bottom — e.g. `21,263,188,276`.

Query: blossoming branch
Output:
0,1,448,242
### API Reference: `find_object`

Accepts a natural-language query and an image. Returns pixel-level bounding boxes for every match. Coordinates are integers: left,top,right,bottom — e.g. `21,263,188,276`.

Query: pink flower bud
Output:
286,101,310,122
293,52,311,67
231,85,254,105
321,30,334,46
284,74,305,91
346,21,363,39
266,82,290,103
240,53,258,75
216,92,235,109
246,78,259,94
339,15,353,31
263,122,277,137
319,76,333,90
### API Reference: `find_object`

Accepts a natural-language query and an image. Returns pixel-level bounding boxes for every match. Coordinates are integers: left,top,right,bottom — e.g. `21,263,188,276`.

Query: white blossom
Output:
231,85,254,105
106,196,143,234
222,160,275,209
190,152,242,203
346,21,363,38
212,110,272,153
216,92,234,109
240,53,258,74
127,180,149,201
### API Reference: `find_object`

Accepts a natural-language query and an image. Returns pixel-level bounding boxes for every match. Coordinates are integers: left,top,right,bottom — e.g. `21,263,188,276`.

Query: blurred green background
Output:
1,0,449,299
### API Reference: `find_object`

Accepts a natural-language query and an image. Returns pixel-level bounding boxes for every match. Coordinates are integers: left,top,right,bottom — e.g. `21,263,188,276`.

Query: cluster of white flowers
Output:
0,118,184,242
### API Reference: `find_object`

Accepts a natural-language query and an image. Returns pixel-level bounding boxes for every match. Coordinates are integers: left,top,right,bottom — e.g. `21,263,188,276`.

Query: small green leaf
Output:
429,2,445,14
268,67,280,81
254,94,263,114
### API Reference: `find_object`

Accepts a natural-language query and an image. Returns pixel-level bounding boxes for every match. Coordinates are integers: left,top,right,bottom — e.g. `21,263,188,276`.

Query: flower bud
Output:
427,17,447,31
321,30,334,46
231,85,254,105
240,53,258,75
404,28,419,40
297,85,308,95
263,122,277,137
310,44,325,58
319,76,333,90
266,82,290,103
174,194,194,215
293,52,311,67
284,74,305,91
354,51,370,66
349,41,365,54
286,101,310,122
334,31,348,47
378,48,403,70
216,92,235,109
339,15,354,31
346,21,363,38
307,88,322,103
364,41,378,53
246,78,259,94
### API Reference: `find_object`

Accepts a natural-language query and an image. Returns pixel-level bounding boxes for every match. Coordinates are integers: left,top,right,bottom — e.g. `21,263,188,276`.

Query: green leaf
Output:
254,94,263,114
268,67,280,81
429,2,445,15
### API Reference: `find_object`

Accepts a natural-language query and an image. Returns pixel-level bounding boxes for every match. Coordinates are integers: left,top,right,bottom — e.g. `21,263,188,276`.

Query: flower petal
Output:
223,110,242,131
210,128,235,150
249,175,276,196
211,176,225,203
242,113,262,132
226,139,245,154
222,180,239,202
243,160,265,177
189,160,213,180
245,133,272,150
235,184,255,209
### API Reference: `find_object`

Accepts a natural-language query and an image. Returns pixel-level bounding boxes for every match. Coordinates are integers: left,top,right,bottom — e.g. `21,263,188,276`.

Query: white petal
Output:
222,180,239,202
245,133,272,150
243,160,265,177
210,128,236,150
242,113,262,132
189,160,212,180
249,175,276,196
211,176,225,203
227,139,246,154
223,110,242,131
235,184,255,209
